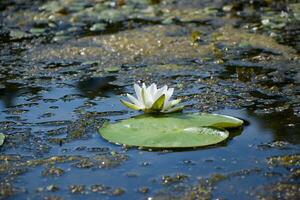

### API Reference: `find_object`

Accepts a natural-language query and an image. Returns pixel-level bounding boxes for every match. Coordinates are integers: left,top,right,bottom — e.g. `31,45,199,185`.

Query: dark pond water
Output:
0,77,299,199
1,0,300,199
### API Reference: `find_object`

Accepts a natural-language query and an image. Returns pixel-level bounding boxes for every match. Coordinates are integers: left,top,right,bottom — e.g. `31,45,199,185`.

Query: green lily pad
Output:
99,113,243,148
0,133,5,146
30,28,46,35
104,66,121,73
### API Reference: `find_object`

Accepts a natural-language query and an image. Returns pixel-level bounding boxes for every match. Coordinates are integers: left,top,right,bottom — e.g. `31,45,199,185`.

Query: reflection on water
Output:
220,64,274,82
0,82,21,108
247,108,300,144
217,64,300,144
0,82,42,108
77,76,123,98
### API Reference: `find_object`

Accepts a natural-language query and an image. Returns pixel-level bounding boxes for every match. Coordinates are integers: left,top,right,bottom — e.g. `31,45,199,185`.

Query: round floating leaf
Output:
99,113,243,148
0,133,5,146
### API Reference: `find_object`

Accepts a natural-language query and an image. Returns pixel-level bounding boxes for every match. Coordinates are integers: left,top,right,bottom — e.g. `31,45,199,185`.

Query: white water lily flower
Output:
121,83,183,113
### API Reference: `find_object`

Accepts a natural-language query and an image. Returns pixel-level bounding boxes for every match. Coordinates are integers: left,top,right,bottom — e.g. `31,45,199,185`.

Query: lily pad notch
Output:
99,113,243,148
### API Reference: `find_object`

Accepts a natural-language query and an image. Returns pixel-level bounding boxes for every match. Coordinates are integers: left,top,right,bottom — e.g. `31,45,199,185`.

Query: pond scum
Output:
0,0,300,199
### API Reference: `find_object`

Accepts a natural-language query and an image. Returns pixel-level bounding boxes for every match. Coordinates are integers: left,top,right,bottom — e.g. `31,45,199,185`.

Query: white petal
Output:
145,83,153,102
149,83,156,100
134,83,143,103
153,83,158,94
163,88,174,108
140,83,155,107
153,85,168,101
163,99,181,110
127,94,143,107
163,101,171,110
166,88,174,99
144,87,153,108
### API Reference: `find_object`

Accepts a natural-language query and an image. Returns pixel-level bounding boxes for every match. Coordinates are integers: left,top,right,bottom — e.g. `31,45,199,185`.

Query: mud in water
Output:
0,0,300,199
